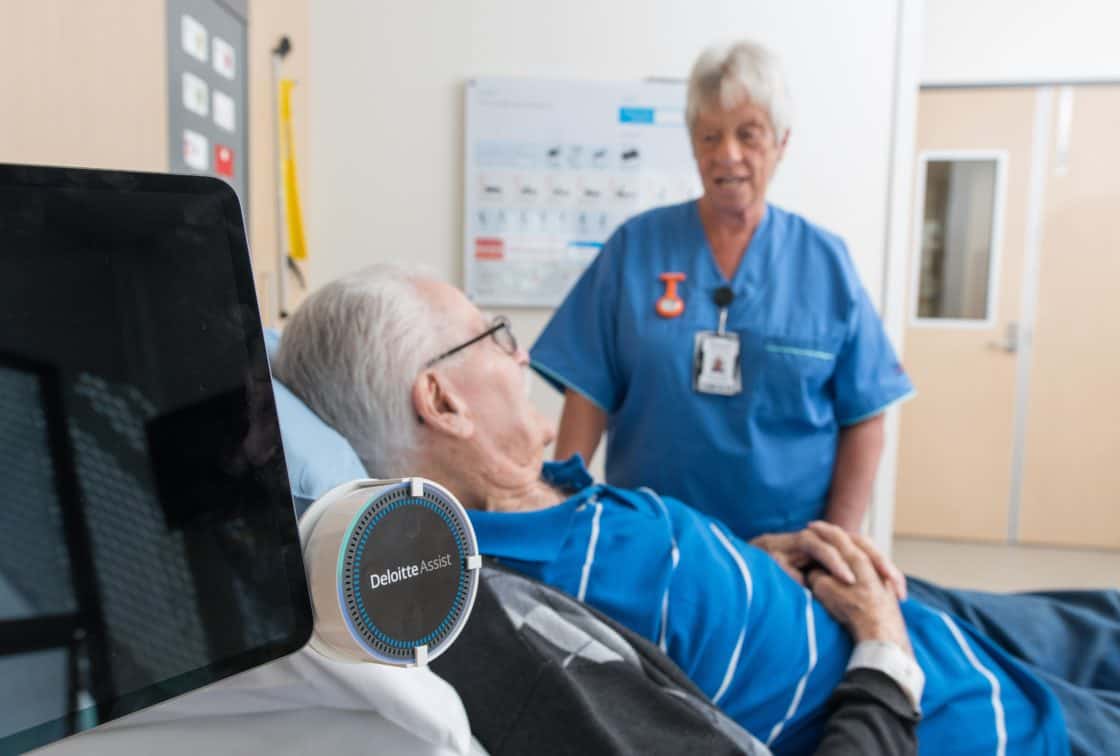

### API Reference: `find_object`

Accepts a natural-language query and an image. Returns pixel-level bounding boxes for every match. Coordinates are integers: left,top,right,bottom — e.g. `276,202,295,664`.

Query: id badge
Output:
693,331,742,396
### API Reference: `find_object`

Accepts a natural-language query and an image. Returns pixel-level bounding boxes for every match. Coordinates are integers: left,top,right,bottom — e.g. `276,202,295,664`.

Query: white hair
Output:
273,264,444,478
686,39,793,143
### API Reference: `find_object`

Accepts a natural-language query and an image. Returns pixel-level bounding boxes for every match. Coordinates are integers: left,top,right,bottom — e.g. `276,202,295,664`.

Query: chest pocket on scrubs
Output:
755,336,839,426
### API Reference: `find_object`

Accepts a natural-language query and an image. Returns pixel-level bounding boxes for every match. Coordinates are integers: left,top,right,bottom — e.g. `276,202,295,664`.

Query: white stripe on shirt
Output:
577,499,603,602
713,630,746,706
939,612,1007,756
766,588,819,746
708,523,754,704
639,487,680,652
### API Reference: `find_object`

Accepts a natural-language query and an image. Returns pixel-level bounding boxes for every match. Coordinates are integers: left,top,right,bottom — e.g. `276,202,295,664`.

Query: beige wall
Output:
0,0,309,327
0,0,169,171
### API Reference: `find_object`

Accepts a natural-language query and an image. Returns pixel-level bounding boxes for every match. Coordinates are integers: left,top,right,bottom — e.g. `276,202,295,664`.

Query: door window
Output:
914,155,1004,323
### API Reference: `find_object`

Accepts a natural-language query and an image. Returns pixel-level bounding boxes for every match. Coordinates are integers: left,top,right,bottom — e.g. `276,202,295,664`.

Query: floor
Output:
892,537,1120,592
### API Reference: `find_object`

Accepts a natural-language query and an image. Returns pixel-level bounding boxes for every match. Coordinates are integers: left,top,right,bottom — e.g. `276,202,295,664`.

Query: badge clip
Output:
655,272,686,319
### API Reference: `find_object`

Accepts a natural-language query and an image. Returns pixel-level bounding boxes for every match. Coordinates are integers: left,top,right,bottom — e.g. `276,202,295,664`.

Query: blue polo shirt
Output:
531,201,915,539
468,458,1068,755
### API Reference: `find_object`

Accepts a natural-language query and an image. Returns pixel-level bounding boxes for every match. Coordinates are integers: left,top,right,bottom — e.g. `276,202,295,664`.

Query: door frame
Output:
868,0,925,553
1006,87,1054,542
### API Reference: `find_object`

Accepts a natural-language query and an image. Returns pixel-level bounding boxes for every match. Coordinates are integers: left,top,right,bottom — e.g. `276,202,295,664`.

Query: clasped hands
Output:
751,521,910,650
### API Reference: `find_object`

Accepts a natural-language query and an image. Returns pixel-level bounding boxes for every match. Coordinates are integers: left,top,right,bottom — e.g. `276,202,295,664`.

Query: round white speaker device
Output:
299,477,482,666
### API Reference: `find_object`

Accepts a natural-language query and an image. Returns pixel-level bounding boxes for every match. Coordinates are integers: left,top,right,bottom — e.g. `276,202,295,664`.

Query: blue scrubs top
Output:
532,201,915,539
468,458,1069,755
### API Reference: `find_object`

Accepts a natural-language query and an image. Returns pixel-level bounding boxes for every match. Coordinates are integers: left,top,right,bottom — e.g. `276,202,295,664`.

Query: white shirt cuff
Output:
847,640,925,712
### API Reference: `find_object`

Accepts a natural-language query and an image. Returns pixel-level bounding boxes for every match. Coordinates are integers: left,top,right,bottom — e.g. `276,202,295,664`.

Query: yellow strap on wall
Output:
279,79,308,261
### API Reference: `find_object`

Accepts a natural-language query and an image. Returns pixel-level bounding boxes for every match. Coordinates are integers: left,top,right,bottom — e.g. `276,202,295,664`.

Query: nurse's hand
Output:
751,522,907,600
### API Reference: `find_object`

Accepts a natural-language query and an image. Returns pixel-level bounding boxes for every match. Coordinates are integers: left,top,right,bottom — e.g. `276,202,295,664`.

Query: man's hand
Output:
751,522,907,600
804,522,911,652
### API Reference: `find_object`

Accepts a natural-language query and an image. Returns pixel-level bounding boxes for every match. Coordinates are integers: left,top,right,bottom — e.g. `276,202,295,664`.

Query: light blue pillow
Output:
263,329,368,517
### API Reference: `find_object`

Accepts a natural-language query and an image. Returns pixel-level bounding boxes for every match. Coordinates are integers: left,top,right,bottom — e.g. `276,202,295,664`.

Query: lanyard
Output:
713,286,734,334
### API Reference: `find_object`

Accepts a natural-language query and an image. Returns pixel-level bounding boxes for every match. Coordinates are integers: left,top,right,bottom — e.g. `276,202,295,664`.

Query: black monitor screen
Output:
0,164,313,752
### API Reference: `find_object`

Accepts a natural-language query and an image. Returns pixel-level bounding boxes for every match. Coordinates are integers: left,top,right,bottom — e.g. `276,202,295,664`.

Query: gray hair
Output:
273,264,443,478
686,40,793,143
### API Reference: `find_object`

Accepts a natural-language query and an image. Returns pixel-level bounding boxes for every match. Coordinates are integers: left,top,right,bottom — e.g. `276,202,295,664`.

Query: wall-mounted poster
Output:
463,77,701,308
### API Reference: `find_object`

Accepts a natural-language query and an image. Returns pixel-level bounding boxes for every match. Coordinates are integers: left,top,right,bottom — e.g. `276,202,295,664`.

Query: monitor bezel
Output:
0,162,315,752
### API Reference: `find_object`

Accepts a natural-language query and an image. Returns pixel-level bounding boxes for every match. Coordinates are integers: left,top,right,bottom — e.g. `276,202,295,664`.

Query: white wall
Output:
308,0,915,503
923,0,1120,85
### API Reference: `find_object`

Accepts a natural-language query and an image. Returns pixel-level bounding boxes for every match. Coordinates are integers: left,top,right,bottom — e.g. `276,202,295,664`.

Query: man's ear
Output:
412,370,473,439
776,128,791,160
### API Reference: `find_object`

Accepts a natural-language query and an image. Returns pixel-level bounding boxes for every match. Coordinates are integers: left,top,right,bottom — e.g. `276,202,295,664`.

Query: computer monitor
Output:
0,164,313,752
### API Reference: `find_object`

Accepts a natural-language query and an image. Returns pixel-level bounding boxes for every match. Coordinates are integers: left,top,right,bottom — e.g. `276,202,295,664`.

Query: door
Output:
1018,86,1120,549
896,85,1120,549
894,89,1036,541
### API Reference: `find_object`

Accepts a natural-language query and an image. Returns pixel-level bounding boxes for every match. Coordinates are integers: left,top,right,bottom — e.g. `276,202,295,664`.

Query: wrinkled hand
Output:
804,522,911,652
751,521,907,600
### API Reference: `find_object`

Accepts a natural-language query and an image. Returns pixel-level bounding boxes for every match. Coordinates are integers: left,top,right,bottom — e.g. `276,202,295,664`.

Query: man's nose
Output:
714,134,743,163
514,345,530,366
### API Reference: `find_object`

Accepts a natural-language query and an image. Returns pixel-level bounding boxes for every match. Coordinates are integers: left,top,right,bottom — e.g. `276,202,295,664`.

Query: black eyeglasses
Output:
425,315,518,368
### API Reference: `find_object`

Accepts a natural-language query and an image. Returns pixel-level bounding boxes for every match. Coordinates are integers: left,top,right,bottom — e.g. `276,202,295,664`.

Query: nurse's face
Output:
690,97,788,216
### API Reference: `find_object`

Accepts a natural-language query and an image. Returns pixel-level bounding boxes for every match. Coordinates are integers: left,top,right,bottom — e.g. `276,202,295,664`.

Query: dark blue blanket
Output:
907,577,1120,756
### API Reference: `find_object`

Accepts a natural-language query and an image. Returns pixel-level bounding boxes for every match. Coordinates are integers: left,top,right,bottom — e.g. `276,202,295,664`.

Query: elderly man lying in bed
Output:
275,265,1120,756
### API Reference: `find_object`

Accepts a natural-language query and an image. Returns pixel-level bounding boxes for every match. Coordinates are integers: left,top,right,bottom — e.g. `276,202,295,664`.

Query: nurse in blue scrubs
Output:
532,39,914,546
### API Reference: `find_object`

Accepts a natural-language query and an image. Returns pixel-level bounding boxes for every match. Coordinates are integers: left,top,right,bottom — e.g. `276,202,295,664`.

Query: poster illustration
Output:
463,77,701,307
